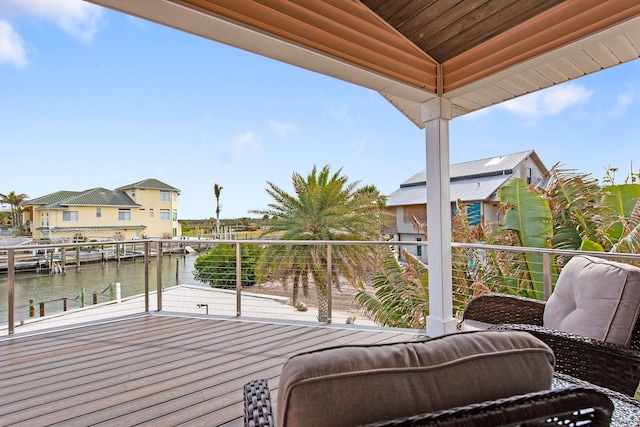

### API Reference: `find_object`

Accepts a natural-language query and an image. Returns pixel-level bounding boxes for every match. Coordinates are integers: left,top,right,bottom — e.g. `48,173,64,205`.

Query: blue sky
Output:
1,1,639,220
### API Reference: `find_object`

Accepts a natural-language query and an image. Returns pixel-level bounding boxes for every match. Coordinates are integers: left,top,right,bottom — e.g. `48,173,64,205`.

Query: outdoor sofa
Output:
243,330,613,426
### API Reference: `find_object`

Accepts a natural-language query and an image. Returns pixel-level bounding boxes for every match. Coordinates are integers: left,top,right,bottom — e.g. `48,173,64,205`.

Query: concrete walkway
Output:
3,284,377,334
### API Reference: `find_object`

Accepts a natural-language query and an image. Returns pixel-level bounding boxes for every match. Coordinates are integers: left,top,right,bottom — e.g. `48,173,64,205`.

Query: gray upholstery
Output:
277,330,555,427
544,255,640,346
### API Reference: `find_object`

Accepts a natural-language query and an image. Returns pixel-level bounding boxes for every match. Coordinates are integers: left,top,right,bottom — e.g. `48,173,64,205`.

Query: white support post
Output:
422,98,457,337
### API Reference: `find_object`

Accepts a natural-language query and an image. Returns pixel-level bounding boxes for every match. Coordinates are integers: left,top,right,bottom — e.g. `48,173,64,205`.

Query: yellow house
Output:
25,179,181,241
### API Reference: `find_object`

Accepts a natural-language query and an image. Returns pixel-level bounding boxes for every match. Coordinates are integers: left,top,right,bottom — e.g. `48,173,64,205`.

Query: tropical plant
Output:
540,165,603,251
498,178,554,295
359,164,640,328
356,247,429,328
0,191,29,233
193,244,263,288
213,184,223,235
598,184,640,253
250,165,384,322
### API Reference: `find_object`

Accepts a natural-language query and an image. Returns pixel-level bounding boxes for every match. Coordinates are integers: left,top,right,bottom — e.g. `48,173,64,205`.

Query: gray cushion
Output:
277,330,555,427
544,255,640,346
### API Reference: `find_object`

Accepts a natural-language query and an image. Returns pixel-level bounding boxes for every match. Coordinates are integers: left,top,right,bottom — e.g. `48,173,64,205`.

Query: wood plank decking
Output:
0,314,420,426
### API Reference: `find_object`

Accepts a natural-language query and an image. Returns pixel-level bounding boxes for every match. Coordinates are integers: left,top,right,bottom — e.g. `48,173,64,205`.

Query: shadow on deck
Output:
0,314,420,426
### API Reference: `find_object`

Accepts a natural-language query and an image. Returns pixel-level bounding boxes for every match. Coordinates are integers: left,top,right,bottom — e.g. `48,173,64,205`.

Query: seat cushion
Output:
544,255,640,346
277,330,555,427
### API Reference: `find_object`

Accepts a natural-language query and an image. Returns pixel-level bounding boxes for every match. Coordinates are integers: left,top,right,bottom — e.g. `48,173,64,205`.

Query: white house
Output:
386,150,548,260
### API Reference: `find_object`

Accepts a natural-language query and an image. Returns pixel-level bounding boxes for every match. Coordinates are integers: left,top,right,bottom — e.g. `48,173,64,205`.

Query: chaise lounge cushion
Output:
277,330,555,427
543,255,640,346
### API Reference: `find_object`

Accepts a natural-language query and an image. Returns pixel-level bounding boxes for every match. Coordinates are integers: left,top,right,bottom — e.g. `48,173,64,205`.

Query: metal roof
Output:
116,178,180,193
388,173,512,207
399,150,541,186
387,150,543,206
86,0,640,128
27,191,83,206
31,188,140,210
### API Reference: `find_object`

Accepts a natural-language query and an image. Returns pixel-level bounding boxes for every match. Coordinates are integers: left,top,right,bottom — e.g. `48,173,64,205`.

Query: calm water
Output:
0,253,203,321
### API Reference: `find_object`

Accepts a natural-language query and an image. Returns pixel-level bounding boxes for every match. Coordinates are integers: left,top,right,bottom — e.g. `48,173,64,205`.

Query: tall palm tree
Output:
251,165,384,322
0,191,28,232
213,184,223,235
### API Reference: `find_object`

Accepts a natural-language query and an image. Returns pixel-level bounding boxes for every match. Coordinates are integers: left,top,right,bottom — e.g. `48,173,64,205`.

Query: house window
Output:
526,167,532,184
118,209,131,221
416,237,422,257
160,210,170,220
41,212,49,227
160,191,170,202
467,203,481,226
131,189,136,198
172,210,177,221
173,193,178,201
63,211,78,222
149,209,154,218
96,207,101,218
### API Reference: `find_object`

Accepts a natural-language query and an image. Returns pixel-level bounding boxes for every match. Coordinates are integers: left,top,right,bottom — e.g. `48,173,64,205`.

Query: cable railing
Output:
2,238,640,335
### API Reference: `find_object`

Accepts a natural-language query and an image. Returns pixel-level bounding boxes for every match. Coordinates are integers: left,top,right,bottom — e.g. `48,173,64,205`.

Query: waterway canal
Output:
0,253,203,322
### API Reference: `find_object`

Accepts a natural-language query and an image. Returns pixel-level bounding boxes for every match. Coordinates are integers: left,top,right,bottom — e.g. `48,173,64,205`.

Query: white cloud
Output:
352,138,366,153
1,0,104,44
269,120,295,136
500,83,593,118
0,20,26,68
610,85,635,116
328,104,352,123
230,131,259,161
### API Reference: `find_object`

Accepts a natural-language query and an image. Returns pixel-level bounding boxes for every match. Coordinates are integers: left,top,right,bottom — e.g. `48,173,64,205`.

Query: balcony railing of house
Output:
1,239,640,336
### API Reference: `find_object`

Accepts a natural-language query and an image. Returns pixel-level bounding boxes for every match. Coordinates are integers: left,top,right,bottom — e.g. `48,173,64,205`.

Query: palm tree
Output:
356,247,429,328
213,184,223,235
251,165,384,322
0,191,28,233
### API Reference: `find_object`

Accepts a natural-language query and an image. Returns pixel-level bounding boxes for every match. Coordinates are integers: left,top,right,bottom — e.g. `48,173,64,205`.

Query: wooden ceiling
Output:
362,0,567,64
86,0,640,127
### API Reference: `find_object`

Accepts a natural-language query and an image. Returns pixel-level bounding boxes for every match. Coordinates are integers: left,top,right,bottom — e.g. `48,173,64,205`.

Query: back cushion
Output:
544,255,640,345
277,330,555,427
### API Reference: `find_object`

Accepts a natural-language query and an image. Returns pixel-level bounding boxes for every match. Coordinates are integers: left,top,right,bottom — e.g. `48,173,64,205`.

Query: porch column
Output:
422,98,457,337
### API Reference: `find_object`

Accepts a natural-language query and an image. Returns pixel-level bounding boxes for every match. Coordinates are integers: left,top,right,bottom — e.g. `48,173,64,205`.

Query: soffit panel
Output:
447,13,640,118
85,0,640,126
178,0,438,91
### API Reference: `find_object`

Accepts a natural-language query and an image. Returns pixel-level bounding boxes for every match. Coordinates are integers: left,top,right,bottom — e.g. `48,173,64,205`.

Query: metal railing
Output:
2,238,640,335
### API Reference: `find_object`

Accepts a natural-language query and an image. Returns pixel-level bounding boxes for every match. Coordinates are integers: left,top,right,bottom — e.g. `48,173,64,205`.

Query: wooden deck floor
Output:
0,314,420,426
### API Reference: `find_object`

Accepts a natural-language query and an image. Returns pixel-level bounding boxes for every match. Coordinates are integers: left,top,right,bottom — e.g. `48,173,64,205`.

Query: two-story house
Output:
24,179,181,241
385,150,547,260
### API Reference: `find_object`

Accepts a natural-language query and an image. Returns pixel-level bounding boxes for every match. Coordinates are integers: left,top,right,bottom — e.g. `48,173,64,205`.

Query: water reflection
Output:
0,254,203,320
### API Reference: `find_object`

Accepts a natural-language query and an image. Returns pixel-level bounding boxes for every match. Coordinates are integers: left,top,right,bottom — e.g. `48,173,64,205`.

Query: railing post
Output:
39,302,45,317
543,252,552,300
8,248,15,335
29,298,35,318
327,243,332,324
236,242,242,317
144,242,150,312
157,241,163,312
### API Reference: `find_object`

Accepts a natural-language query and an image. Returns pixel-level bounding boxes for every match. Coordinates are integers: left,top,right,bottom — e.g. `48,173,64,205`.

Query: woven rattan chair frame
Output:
463,294,640,396
243,380,613,427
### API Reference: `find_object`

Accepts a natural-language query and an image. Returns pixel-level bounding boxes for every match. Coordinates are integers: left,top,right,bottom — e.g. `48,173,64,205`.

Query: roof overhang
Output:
84,0,640,128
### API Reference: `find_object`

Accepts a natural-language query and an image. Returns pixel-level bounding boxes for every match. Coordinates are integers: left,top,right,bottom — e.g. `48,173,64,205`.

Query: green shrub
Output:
193,244,262,288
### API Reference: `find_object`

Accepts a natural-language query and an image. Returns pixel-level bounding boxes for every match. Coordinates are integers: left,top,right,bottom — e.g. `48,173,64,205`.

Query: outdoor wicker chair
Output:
243,330,614,427
244,382,613,427
463,255,640,397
